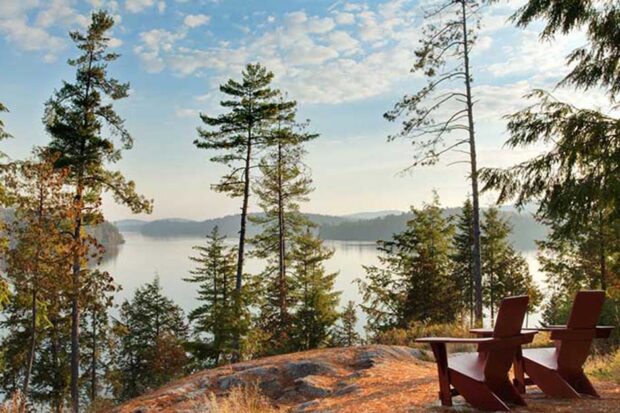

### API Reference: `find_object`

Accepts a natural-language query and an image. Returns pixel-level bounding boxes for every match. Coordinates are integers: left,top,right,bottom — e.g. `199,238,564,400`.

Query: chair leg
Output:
524,359,580,398
566,371,600,398
494,379,526,406
513,347,526,394
430,343,452,406
450,370,510,412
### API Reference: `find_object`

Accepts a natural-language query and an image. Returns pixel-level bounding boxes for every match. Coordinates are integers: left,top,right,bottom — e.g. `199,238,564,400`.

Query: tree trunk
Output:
598,210,607,291
232,130,252,359
460,0,483,326
23,287,37,398
71,203,82,413
91,307,97,401
50,317,62,413
277,139,288,332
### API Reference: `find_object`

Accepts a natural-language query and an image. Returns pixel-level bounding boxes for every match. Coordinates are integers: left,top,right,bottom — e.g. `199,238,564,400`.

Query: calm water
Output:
101,232,545,333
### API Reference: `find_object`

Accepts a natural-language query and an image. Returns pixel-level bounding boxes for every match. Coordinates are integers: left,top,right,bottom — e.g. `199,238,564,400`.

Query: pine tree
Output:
384,0,489,324
251,95,317,352
43,11,152,411
184,227,238,366
290,229,340,351
482,208,540,323
0,101,10,144
112,277,188,400
0,102,12,303
80,269,117,404
479,0,619,338
538,217,619,332
194,63,279,357
0,153,73,404
452,199,475,325
359,194,459,334
481,208,511,322
0,102,11,162
332,301,360,347
32,293,72,413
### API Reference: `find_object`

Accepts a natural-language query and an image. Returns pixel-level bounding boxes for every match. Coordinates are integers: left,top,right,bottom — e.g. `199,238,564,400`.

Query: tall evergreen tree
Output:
184,227,238,366
0,153,72,404
480,0,620,338
194,63,279,356
0,101,12,300
481,208,511,322
332,301,360,347
384,0,488,324
452,199,475,325
112,277,188,400
251,95,317,352
482,208,541,323
0,102,11,152
290,229,340,351
43,11,152,411
80,269,117,404
538,217,619,337
359,195,459,334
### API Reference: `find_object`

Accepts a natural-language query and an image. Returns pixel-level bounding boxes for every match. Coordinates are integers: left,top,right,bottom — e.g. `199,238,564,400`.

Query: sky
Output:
0,0,610,221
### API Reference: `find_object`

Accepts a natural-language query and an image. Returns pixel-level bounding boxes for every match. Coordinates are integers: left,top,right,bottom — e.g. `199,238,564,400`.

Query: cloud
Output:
109,37,123,48
134,0,420,104
0,0,93,62
326,30,360,53
125,0,156,13
184,14,210,28
0,17,66,58
175,107,200,118
133,28,187,73
486,30,585,82
333,11,355,25
35,0,88,28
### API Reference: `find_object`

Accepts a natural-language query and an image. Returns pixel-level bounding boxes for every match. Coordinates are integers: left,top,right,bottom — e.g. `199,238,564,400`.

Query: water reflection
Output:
101,232,545,334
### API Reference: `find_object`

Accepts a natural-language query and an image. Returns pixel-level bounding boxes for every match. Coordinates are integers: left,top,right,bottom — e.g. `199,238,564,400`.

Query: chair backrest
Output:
492,295,530,338
484,296,529,382
557,290,605,372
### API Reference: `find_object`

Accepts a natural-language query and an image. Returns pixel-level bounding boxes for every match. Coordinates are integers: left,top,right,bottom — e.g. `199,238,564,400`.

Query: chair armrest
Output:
536,325,566,332
550,329,596,340
469,328,493,337
596,326,614,338
417,332,536,352
415,337,493,344
470,328,538,337
536,326,612,339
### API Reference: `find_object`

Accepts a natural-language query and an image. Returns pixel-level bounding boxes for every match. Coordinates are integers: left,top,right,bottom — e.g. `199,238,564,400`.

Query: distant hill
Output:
115,209,547,251
114,219,148,232
87,221,125,246
342,210,404,220
319,209,547,251
128,213,344,238
2,208,124,247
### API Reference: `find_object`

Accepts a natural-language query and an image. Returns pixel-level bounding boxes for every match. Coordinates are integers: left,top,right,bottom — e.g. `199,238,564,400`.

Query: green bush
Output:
371,322,474,353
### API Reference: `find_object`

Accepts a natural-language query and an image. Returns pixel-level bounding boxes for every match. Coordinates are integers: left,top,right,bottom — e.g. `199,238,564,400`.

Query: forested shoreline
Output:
113,208,546,250
0,0,618,411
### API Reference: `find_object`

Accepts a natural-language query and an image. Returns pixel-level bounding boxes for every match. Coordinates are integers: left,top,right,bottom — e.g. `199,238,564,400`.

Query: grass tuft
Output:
191,385,280,413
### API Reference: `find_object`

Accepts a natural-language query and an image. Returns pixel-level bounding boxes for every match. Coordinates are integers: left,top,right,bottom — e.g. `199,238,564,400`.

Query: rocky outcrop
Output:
111,345,620,413
111,345,436,413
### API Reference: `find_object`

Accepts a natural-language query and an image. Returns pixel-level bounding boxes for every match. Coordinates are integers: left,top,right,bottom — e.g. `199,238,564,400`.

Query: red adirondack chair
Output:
515,290,614,398
416,296,535,411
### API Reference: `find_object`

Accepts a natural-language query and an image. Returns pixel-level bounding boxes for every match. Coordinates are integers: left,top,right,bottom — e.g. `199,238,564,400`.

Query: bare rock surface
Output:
110,345,620,413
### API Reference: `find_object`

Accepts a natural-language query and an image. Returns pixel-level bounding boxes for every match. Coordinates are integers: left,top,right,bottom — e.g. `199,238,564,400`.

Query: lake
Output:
101,232,545,333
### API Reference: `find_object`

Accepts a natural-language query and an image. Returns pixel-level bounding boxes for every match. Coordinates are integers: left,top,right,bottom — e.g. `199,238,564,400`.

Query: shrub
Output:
586,349,620,384
371,322,474,353
192,385,279,413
